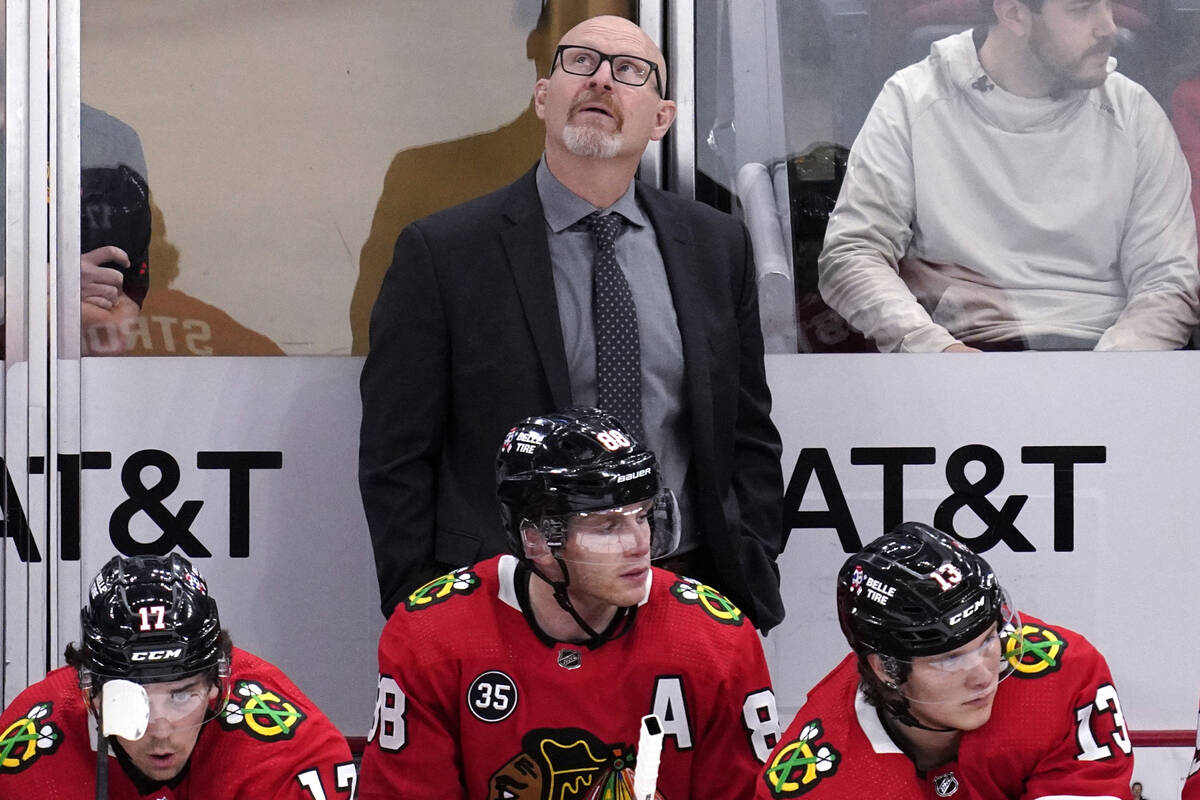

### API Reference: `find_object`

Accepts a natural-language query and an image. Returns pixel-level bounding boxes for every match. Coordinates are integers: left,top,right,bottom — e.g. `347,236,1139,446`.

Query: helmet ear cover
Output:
519,518,564,558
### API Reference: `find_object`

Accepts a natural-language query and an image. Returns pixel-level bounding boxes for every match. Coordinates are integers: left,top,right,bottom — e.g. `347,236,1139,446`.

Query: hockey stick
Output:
95,722,108,800
633,713,664,800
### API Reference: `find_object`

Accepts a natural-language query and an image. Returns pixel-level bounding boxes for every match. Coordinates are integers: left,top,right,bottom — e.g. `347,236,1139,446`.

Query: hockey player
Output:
0,554,355,799
758,522,1133,799
357,407,780,799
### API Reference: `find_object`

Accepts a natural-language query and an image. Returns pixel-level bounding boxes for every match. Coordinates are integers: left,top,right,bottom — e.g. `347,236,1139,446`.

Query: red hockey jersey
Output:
1183,696,1200,800
357,555,779,800
758,614,1132,800
0,647,354,799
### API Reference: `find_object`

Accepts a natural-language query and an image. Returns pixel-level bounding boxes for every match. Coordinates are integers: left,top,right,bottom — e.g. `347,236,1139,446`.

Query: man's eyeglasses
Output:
552,45,663,96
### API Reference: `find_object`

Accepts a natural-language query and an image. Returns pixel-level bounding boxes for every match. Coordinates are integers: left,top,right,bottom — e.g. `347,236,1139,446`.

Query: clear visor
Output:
91,674,227,739
877,598,1022,706
540,488,680,565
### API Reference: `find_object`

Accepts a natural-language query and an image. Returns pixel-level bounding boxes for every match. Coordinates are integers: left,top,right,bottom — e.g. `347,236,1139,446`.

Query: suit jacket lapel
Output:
500,168,573,408
638,183,717,466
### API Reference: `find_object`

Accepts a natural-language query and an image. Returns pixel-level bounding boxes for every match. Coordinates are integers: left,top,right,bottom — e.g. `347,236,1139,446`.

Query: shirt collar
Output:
536,156,646,233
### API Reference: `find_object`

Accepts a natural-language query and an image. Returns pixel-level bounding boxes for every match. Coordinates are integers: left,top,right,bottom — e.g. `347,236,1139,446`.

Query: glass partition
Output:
65,0,642,733
78,0,637,357
698,0,1200,354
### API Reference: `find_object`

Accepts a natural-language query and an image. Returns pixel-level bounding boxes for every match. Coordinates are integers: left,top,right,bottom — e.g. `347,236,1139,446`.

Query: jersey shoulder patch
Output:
218,680,307,742
404,566,481,612
761,717,840,798
668,576,746,626
0,702,63,774
1003,621,1069,678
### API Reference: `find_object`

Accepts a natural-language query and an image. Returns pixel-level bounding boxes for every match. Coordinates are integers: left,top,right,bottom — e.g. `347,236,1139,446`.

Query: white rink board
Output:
77,357,382,734
45,352,1200,745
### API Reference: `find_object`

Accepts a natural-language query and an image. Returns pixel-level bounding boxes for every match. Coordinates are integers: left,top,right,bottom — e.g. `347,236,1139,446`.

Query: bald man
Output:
359,15,786,632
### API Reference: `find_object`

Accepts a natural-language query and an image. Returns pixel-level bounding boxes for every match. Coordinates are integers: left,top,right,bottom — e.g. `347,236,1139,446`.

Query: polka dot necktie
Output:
587,212,643,439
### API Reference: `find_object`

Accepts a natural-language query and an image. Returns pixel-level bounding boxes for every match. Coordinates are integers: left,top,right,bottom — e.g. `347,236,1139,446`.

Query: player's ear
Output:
867,653,900,688
993,0,1031,36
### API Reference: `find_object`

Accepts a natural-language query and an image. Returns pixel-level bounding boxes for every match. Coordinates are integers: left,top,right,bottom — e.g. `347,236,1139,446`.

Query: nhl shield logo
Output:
557,648,582,670
934,771,959,797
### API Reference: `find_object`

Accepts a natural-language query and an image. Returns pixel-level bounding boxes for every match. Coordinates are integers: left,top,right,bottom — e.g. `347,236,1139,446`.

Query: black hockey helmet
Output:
80,163,152,306
837,522,1007,660
495,407,678,559
79,553,224,684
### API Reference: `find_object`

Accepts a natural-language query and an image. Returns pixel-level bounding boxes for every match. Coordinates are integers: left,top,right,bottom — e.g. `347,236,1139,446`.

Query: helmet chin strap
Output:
881,693,957,733
878,664,956,734
529,556,633,644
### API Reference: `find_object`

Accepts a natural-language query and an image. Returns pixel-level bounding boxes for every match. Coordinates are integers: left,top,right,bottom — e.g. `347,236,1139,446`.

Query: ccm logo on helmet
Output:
130,648,184,662
948,596,987,627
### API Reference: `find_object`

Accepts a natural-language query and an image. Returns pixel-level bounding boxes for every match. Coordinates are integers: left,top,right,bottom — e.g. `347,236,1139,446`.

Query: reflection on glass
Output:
703,0,1200,353
83,1,633,356
351,0,635,355
79,109,151,356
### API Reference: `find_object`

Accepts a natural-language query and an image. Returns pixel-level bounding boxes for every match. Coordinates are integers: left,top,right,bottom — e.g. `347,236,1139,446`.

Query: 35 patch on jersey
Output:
219,680,307,741
1004,623,1068,678
669,578,744,626
762,718,839,798
404,567,480,612
0,703,62,774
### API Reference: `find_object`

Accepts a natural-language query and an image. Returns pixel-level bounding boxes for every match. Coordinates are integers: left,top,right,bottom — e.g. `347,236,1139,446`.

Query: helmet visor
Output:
544,488,680,565
93,673,227,739
880,598,1022,705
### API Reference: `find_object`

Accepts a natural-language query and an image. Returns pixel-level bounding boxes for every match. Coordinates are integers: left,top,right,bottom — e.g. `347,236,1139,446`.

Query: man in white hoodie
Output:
819,0,1199,352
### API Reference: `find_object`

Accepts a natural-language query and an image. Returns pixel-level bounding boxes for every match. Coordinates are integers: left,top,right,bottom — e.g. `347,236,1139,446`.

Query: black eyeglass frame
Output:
551,44,664,96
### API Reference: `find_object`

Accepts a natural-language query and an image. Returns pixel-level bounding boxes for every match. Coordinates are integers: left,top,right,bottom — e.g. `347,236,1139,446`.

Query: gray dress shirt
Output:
536,158,698,554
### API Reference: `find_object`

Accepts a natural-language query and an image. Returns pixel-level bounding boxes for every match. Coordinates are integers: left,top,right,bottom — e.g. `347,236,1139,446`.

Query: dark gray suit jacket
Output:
359,165,787,630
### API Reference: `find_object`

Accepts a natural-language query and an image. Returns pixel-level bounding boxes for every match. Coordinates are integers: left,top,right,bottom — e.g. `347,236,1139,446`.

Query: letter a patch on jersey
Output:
762,718,839,798
404,567,480,612
219,680,306,741
669,578,745,626
0,703,62,774
1004,623,1068,678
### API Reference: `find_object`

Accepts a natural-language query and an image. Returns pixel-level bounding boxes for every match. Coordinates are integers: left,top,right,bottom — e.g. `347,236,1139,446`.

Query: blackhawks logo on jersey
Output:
0,702,62,774
670,577,744,626
1004,623,1068,678
488,726,666,800
219,680,306,741
762,718,839,798
404,566,480,612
